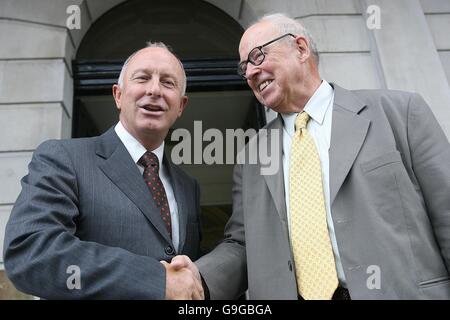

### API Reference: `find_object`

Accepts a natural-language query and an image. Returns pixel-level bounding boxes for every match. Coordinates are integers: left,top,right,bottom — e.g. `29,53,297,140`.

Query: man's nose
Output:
145,78,161,96
245,63,260,80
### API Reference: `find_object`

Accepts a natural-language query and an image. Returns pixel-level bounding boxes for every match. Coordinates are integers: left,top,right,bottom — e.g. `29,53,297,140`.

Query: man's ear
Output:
112,84,122,111
295,36,311,62
178,95,189,117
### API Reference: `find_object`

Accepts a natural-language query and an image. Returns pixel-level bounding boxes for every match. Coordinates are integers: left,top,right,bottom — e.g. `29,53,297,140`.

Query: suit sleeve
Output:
195,164,248,299
3,140,166,299
407,93,450,269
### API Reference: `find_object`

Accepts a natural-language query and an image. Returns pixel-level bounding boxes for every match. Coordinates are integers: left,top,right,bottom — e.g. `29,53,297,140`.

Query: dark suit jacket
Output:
3,127,202,299
196,84,450,299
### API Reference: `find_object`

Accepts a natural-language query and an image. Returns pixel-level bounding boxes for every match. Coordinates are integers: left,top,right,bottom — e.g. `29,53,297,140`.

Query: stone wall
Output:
0,0,449,299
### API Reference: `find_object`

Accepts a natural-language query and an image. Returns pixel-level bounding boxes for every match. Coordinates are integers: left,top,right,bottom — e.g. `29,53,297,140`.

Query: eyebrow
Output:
130,69,179,83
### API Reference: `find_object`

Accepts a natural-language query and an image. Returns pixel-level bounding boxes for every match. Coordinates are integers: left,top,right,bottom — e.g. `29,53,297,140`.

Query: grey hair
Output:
117,41,187,95
255,13,319,65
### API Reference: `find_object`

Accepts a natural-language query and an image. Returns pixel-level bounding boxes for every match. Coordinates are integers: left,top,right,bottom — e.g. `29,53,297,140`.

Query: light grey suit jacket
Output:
3,127,202,299
196,84,450,300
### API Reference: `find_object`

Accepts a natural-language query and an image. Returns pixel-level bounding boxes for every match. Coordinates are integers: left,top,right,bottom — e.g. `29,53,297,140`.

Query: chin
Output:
146,123,165,132
135,121,160,133
262,98,280,111
260,92,280,108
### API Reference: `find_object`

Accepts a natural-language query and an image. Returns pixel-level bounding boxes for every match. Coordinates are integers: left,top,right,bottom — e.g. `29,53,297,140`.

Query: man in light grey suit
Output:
173,13,450,299
3,42,204,299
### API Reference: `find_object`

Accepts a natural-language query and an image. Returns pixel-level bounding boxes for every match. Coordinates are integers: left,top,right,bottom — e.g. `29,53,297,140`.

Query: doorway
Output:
73,0,265,253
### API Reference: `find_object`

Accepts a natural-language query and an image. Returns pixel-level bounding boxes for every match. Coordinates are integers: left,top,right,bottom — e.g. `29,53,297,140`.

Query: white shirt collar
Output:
114,121,164,168
281,80,334,135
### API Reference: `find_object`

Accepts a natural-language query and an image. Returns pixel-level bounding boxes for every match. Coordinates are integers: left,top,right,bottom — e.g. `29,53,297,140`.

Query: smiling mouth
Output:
258,80,273,92
140,105,164,112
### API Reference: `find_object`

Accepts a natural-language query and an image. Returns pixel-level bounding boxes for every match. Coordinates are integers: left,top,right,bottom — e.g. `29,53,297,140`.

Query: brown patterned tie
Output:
138,151,172,238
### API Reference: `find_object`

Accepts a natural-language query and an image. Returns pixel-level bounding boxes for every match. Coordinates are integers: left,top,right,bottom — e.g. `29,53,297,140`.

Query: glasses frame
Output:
237,33,296,79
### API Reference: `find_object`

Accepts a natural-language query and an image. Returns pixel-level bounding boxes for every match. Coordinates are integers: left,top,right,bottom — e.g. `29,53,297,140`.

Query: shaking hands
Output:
161,255,205,300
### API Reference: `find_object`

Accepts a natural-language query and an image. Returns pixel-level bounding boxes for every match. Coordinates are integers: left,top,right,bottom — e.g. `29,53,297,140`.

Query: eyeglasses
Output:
237,33,296,79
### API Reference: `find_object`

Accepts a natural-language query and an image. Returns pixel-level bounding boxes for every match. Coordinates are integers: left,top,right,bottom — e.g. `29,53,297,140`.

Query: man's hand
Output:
161,255,204,300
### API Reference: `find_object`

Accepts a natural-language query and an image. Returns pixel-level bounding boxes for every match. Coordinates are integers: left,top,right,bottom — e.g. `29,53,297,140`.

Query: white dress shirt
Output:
115,122,180,252
281,80,347,286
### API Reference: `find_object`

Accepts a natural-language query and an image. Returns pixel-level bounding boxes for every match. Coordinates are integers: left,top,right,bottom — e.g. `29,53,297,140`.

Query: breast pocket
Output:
360,151,402,173
360,151,406,218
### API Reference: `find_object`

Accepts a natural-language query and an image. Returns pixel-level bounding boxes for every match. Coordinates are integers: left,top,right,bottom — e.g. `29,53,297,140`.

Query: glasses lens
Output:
238,61,247,78
249,48,265,66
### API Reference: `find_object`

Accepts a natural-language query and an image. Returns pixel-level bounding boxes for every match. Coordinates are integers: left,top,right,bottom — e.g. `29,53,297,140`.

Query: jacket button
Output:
288,260,293,272
165,246,174,255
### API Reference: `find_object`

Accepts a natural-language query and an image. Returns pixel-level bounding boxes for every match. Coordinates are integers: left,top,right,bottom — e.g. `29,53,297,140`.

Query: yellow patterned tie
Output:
289,111,338,300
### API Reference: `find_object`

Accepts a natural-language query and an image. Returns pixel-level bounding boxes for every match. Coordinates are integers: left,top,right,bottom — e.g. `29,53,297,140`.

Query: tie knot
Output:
138,151,159,171
295,112,310,131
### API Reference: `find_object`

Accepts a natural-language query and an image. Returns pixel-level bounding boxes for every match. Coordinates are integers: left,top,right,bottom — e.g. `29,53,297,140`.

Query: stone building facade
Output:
1,0,449,298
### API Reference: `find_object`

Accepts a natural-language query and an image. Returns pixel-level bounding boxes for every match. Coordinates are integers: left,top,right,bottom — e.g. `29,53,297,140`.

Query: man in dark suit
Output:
3,42,204,299
173,13,450,300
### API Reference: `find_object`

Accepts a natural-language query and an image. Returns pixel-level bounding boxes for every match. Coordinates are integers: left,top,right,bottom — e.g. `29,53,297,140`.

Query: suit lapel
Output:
261,117,288,224
329,84,370,205
95,128,172,243
164,154,189,253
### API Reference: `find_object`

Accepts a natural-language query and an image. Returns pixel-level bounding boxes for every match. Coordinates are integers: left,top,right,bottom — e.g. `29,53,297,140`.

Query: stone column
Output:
363,0,450,140
0,0,90,288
